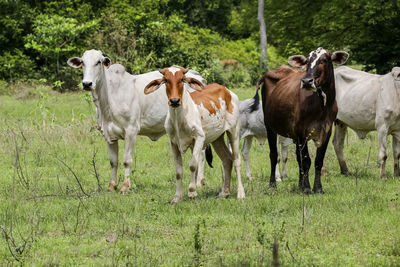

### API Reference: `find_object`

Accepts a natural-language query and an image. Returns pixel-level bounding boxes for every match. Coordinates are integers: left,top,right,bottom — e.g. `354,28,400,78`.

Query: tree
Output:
264,0,400,74
258,0,267,69
24,14,98,80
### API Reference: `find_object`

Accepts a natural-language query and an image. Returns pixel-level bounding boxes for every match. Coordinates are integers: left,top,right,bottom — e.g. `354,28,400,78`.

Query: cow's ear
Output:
183,77,204,91
288,55,307,68
144,78,165,94
103,57,111,68
331,51,349,65
67,57,82,68
392,67,400,81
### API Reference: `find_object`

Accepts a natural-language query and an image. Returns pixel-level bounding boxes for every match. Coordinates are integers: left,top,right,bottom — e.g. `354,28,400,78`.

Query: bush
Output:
0,80,9,95
0,49,35,81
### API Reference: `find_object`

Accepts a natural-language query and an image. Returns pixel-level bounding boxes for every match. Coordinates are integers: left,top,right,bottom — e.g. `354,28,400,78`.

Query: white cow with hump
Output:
67,50,206,193
239,98,293,181
144,66,245,203
333,66,400,177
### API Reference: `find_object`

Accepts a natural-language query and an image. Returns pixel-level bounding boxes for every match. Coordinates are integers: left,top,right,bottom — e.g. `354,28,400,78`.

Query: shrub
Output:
0,49,35,81
0,80,9,95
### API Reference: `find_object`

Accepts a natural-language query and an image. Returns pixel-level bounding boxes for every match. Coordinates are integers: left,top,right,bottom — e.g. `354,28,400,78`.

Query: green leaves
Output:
265,0,400,74
24,14,98,57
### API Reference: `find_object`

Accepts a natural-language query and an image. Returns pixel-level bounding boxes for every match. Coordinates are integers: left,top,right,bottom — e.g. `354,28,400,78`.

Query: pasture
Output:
0,84,399,266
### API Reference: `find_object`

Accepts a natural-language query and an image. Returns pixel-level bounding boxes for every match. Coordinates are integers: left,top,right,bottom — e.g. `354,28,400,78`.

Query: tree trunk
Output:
258,0,267,69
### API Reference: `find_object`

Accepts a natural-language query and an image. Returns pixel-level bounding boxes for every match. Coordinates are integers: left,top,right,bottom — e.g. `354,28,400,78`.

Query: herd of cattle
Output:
67,48,400,203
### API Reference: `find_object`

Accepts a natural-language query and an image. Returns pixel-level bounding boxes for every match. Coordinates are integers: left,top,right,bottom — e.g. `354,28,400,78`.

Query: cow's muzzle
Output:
301,77,317,91
82,81,93,91
169,98,181,107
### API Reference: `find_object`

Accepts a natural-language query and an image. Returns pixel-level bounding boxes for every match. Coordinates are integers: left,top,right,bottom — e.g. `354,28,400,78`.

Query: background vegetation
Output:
1,0,399,90
1,1,400,265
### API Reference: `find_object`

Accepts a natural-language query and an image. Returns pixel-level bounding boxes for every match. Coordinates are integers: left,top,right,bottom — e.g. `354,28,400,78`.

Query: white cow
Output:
144,66,245,203
67,50,206,193
239,98,293,181
333,66,400,177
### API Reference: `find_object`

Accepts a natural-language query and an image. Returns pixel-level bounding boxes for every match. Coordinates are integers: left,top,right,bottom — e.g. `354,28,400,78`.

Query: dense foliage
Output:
0,0,399,90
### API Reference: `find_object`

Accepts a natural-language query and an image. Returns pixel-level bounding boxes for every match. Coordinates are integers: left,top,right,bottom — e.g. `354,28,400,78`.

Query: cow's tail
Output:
249,73,266,112
205,144,213,168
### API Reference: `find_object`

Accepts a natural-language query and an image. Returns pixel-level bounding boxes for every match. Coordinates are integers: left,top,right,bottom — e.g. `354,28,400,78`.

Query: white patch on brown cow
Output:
310,48,327,69
168,66,181,75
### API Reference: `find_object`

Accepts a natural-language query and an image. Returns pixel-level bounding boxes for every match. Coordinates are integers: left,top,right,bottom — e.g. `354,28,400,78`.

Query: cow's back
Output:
263,68,303,138
335,66,381,130
191,84,238,143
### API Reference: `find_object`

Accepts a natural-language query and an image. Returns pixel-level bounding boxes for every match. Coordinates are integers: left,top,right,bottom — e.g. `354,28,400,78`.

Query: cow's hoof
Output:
313,188,324,194
196,178,205,188
188,191,198,199
302,188,312,195
341,171,350,176
120,185,130,194
171,195,182,204
108,182,118,192
281,176,289,181
247,175,254,181
237,188,245,200
218,191,230,198
269,182,277,189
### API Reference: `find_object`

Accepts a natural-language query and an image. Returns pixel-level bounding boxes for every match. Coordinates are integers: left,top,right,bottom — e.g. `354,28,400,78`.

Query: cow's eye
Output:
181,78,185,82
96,60,101,65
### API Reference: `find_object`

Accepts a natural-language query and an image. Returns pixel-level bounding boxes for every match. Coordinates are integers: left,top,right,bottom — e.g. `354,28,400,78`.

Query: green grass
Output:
0,84,399,266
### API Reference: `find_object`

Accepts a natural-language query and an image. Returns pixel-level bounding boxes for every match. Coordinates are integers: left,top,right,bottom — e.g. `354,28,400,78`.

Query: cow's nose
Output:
170,98,180,107
82,81,93,89
301,78,314,87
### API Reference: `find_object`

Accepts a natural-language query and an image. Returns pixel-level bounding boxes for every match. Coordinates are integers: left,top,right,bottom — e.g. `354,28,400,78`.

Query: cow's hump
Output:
266,65,295,81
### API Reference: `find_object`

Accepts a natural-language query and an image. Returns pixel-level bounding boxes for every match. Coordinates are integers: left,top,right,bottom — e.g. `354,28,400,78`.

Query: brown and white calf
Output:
144,66,245,203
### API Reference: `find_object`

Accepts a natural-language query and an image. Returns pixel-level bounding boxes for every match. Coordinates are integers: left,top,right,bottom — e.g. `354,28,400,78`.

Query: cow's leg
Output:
188,137,205,199
333,121,350,175
120,130,138,194
107,141,119,191
280,137,290,180
392,134,400,176
321,161,327,176
275,136,282,182
241,136,254,180
212,135,233,198
313,130,332,194
266,127,278,188
377,126,388,178
170,142,183,204
227,129,245,199
296,139,311,194
196,150,206,187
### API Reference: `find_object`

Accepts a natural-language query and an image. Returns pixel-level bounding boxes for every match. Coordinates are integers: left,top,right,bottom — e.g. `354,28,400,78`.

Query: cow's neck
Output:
168,89,197,150
94,67,113,122
320,64,336,108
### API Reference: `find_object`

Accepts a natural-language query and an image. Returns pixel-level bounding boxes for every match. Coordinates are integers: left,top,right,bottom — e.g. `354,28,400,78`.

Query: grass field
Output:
0,84,399,266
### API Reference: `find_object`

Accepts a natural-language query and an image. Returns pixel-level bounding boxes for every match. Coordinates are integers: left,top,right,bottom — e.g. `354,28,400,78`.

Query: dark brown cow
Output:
252,47,349,193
